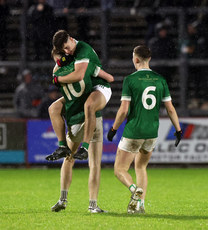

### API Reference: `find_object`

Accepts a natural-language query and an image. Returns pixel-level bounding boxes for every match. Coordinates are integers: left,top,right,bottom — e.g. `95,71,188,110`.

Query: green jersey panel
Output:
74,41,110,88
121,69,171,139
54,62,101,126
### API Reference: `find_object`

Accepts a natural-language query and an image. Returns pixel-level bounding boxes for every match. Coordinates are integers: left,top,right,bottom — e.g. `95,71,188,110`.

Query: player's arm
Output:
107,100,130,141
57,62,88,84
98,69,114,83
164,100,181,131
164,100,182,146
113,100,130,130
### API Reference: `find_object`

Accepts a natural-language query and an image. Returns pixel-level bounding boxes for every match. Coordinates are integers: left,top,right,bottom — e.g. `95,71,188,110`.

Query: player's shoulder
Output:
123,71,139,84
151,70,166,81
123,74,131,83
75,41,93,58
77,41,92,50
125,70,138,78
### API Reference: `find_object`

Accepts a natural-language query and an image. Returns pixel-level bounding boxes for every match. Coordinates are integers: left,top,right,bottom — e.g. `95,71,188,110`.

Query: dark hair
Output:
133,45,151,60
52,30,69,52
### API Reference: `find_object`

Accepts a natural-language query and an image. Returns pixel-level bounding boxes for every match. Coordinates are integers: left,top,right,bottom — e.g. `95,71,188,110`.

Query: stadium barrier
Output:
0,119,26,164
0,118,208,165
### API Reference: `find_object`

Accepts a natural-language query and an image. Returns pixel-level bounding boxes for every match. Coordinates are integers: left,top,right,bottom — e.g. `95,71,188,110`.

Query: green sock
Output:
59,140,67,147
82,142,89,150
129,184,136,193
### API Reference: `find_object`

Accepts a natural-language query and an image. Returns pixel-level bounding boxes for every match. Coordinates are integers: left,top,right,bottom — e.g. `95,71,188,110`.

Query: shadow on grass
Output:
97,212,208,220
2,210,208,221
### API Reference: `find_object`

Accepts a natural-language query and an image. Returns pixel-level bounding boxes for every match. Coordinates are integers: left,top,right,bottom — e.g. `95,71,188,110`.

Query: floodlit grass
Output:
0,168,208,230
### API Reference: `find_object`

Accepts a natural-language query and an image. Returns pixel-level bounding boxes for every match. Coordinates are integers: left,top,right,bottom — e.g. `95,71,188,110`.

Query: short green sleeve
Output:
162,79,172,102
121,77,131,101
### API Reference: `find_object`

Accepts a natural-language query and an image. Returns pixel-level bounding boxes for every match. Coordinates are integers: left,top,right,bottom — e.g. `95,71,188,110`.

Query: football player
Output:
107,45,182,214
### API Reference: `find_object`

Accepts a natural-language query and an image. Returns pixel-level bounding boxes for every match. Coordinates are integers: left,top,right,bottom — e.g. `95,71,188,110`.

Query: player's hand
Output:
174,130,182,147
57,54,73,67
107,127,117,141
52,75,60,88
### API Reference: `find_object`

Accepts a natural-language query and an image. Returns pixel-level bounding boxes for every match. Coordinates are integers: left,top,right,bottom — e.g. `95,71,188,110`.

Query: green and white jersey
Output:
54,61,101,126
74,41,110,88
121,69,171,139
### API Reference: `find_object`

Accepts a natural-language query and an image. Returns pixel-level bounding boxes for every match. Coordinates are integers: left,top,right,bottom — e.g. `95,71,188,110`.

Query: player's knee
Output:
84,101,96,114
48,104,54,116
63,157,75,166
48,101,62,116
89,163,101,171
135,164,146,171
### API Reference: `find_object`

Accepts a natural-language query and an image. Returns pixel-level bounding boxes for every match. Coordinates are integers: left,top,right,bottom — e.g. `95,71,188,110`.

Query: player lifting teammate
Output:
46,30,113,213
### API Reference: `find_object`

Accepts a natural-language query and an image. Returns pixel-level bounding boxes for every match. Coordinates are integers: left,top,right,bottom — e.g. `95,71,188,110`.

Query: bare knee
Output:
84,100,96,114
48,103,55,116
62,157,75,169
135,164,147,171
89,163,101,171
48,100,63,116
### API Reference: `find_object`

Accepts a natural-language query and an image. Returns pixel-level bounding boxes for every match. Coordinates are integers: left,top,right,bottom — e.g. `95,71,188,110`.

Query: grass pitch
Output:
0,167,208,230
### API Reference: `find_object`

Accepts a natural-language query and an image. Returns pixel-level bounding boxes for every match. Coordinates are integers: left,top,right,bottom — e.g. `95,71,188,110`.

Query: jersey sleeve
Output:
121,77,131,101
162,79,172,102
92,66,101,77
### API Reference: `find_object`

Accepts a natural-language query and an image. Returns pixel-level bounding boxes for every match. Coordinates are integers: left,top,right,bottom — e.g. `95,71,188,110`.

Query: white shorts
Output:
67,117,103,143
93,85,112,104
118,137,157,153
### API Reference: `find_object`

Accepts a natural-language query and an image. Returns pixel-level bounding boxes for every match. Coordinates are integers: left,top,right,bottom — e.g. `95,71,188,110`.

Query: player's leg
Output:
134,149,152,200
134,149,152,214
114,147,143,214
88,141,107,213
73,91,106,160
88,141,102,201
87,117,106,213
134,138,156,213
115,137,147,213
49,97,66,143
51,140,80,212
114,147,135,188
74,87,111,160
84,91,106,143
46,97,71,161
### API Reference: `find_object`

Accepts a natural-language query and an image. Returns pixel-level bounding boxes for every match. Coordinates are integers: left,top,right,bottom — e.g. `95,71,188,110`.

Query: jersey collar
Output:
136,68,152,72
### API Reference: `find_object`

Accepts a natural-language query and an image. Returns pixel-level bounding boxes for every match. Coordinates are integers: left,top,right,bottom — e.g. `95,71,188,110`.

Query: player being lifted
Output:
47,46,113,213
107,45,182,214
46,30,113,161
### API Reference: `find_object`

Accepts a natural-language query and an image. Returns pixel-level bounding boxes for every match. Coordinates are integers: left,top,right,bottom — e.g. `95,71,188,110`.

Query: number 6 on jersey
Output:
142,86,156,110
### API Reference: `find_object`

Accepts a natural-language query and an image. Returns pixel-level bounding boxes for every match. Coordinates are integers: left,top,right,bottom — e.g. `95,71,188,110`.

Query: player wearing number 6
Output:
107,45,182,214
